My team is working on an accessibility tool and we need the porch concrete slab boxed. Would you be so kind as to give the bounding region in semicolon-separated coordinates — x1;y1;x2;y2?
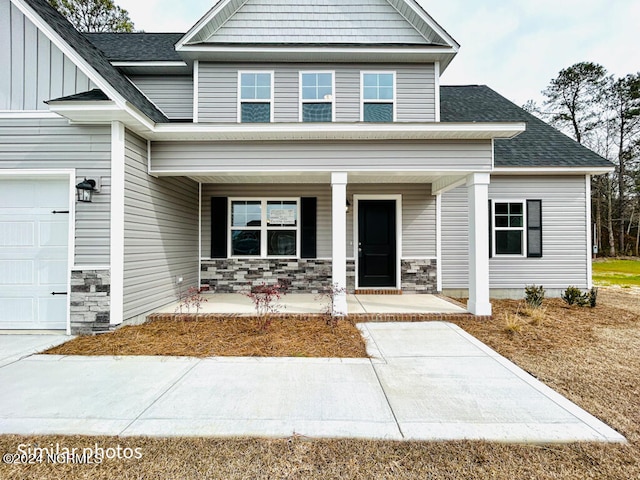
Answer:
354;294;466;314
154;293;462;316
0;334;71;368
0;355;197;436
123;357;401;439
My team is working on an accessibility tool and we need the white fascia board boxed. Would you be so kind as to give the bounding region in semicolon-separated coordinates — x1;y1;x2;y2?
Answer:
12;0;156;131
403;0;460;49
149;121;526;142
176;0;235;49
112;61;188;68
493;166;614;175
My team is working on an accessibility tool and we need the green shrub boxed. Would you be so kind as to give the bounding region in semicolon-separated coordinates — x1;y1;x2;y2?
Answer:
561;286;589;307
524;285;545;308
588;287;598;308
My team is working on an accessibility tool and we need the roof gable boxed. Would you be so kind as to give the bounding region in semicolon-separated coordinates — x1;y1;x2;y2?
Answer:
17;0;168;124
179;0;457;47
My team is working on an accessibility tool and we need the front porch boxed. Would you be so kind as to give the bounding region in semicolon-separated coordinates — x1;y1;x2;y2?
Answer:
153;292;468;317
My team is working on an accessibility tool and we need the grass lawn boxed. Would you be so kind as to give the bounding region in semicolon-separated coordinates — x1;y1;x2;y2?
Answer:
1;288;639;479
593;258;640;286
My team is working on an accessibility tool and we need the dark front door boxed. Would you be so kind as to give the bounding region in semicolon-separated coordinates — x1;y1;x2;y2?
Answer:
358;200;397;288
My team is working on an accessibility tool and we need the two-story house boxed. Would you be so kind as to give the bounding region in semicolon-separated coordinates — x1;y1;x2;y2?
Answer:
0;0;612;333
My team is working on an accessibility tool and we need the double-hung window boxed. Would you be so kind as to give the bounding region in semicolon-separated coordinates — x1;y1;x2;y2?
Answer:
238;71;273;123
300;72;334;122
361;72;395;122
230;199;299;257
491;200;543;257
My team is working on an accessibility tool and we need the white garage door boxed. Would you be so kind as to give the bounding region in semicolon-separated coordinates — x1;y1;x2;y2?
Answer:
0;177;70;330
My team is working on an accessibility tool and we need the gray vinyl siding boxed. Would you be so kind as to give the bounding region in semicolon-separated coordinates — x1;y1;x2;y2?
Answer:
123;130;199;321
201;183;435;260
0;118;111;265
129;75;193;120
198;63;435;123
152;140;491;172
441;186;469;289
204;0;429;44
441;175;590;291
0;0;94;110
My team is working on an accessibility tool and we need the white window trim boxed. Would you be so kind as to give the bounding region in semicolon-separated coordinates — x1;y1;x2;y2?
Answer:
353;194;403;290
360;71;397;122
492;199;527;257
299;70;336;122
228;197;300;259
237;70;275;123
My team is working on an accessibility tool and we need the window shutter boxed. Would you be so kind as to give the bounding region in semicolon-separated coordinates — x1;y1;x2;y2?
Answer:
300;197;317;259
488;199;493;258
211;197;228;258
527;199;542;257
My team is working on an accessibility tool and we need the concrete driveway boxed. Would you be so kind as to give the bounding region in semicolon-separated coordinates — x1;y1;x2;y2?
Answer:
0;333;71;368
0;323;625;443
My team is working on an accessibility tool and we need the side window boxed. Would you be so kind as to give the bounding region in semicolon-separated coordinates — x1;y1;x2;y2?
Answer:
238;72;273;123
491;200;543;257
494;202;525;255
361;72;395;122
300;72;334;122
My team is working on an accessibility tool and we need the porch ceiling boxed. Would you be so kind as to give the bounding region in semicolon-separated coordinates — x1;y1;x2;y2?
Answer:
186;171;468;184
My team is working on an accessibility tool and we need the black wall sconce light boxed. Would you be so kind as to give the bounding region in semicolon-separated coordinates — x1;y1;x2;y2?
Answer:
76;178;97;202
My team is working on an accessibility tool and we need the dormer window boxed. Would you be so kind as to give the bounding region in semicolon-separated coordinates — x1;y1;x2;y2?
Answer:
361;72;395;122
238;71;273;123
300;72;335;122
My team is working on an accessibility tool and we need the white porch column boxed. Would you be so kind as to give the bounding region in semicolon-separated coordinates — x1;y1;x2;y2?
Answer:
331;172;348;315
466;173;492;315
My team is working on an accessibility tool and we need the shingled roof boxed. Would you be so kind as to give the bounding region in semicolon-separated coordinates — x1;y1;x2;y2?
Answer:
85;33;184;62
441;85;612;168
22;0;168;123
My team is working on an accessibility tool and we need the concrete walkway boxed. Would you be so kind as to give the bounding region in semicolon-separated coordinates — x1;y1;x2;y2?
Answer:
0;323;625;443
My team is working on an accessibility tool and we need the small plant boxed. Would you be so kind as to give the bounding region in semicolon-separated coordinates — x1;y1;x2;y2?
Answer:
521;305;547;326
175;286;208;315
588;287;598;308
503;312;523;334
245;282;286;331
561;286;589;307
315;283;348;326
524;285;545;308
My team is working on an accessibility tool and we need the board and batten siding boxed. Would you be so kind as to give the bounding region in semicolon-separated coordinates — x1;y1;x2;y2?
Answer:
0;118;111;265
152;140;491;173
441;175;590;292
201;183;435;260
123;130;199;321
197;63;435;123
0;0;94;111
128;75;193;120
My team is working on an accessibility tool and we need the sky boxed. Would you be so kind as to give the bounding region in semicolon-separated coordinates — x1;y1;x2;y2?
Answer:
115;0;639;107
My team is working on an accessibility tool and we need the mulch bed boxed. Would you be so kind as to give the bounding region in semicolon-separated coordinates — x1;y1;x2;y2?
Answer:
45;316;368;358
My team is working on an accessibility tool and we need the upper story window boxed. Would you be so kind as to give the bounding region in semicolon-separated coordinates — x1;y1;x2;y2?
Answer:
238;71;273;123
300;72;334;122
361;72;395;122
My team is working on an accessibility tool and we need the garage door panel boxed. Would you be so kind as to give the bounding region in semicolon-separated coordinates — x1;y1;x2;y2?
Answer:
38;260;67;285
0;221;35;247
0;298;35;325
39;220;67;247
0;260;34;285
38;297;67;327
